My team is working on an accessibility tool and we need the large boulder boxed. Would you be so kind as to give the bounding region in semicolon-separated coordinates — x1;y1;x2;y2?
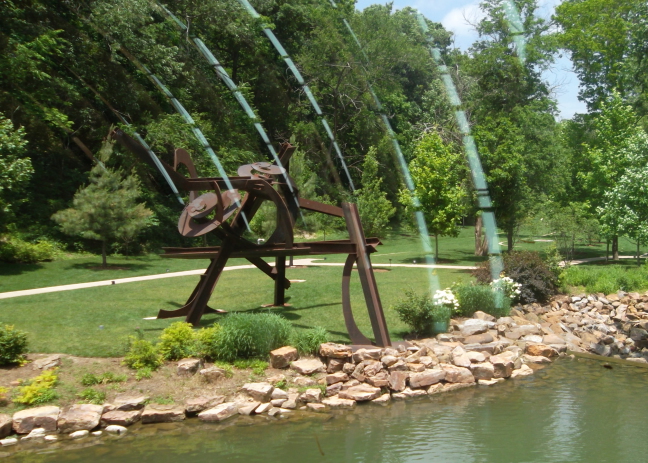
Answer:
0;414;12;439
32;355;62;371
58;404;103;433
489;354;514;379
470;362;495;380
388;371;409;392
326;372;349;385
352;348;383;363
177;358;203;377
200;367;227;383
526;344;558;358
319;343;353;359
113;394;148;411
441;365;475;384
141;404;185;424
198;403;238;422
270;346;299;369
409;369;445;388
322;397;356;409
12;406;60;434
185;395;225;415
100;410;142;427
461;319;495;337
241;383;274;402
338;384;382;401
290;358;325;375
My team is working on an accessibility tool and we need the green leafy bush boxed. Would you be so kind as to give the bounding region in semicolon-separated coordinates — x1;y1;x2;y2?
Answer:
80;371;127;386
392;289;434;335
0;386;8;405
158;322;198;360
201;313;293;362
454;284;511;318
473;251;558;303
77;388;106;405
233;359;268;375
123;338;162;371
0;323;28;365
0;235;57;263
291;327;329;355
14;369;58;405
135;367;153;381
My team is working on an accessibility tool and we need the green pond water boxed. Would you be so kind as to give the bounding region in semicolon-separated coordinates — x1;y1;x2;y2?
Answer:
4;358;648;463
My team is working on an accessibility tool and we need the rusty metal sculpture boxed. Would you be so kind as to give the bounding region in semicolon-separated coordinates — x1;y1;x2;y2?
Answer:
112;129;391;347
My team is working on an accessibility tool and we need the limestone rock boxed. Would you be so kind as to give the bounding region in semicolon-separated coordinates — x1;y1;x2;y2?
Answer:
473;311;496;322
464;333;494;345
542;334;566;345
241;383;274;402
352;348;383;363
466;352;486;363
419;356;437;368
301;388;322;403
44;434;58;442
442;365;475;384
13;406;60;434
490;354;514;378
452;346;472;368
270;346;299;369
281;394;299;410
522;354;551;364
407;363;426;372
177;358;203;377
200;367;227;383
69;430;89;439
32;355;62;371
409;369;445;388
401;388;427;398
271;389;289;400
365;371;390;388
271;399;286;407
319;343;353;359
58;404;103;433
478;379;503;386
198;403;238;422
526;344;559;358
0;414;12;439
326;383;343;396
338;384;381;401
104;425;127;435
294;376;317;386
381;355;399;367
100;410;141;427
510;364;534;378
113;394;148;411
372;393;391;404
306;403;326;412
237;402;261;416
141;404;185;424
470;362;495;380
322;397;356;409
184;395;225;414
326;359;345;373
290;358;325;375
0;437;18;446
461;319;495;337
254;403;272;414
389;370;409;392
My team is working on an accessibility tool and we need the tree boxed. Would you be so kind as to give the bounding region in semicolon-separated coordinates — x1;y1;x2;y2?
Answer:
355;147;395;237
0;115;32;230
52;159;153;267
399;131;468;259
582;92;643;259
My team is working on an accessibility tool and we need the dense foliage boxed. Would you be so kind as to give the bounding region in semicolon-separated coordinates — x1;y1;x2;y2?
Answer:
0;323;29;365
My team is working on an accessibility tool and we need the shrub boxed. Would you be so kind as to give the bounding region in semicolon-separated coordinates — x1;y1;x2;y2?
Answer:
0;235;57;263
392;289;434;335
14;369;58;405
473;251;558;303
77;388;106;405
455;284;511;318
0;387;8;405
123;338;163;371
291;327;329;355
430;304;452;324
135;367;153;381
80;371;127;386
0;323;28;365
202;312;293;362
195;325;223;359
158;322;198;360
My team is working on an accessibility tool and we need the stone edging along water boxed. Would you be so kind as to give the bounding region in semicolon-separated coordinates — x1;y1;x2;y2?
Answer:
1;291;647;452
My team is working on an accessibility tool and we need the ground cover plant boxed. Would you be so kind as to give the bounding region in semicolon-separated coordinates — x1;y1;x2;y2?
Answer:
14;369;58;405
563;263;648;294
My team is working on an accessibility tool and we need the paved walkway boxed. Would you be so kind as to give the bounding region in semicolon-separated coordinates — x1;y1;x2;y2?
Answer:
0;258;477;300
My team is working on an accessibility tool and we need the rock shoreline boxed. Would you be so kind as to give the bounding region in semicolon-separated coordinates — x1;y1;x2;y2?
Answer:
1;291;647;453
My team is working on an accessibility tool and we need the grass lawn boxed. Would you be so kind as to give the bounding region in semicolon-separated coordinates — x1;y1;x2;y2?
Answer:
0;265;473;357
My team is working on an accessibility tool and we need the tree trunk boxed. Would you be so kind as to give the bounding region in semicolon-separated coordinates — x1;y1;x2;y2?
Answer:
101;240;107;268
435;234;439;261
474;215;488;256
507;227;514;252
612;235;619;260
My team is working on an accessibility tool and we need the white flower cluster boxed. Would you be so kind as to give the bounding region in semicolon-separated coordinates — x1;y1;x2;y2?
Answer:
432;288;460;311
491;276;522;300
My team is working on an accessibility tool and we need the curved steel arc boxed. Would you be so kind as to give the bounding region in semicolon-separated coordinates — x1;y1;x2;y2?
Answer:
416;13;503;282
154;2;304;223
327;0;439;295
234;0;355;191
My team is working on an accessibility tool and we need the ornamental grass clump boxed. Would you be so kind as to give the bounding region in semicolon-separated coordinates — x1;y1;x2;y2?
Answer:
291;327;329;355
201;312;293;362
0;323;28;365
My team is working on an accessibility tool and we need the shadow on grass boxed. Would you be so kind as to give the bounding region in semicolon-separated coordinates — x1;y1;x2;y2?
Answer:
0;262;44;276
67;262;152;272
397;253;486;265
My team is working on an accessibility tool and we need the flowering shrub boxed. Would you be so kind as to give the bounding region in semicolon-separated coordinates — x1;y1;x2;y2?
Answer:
491;277;522;302
432;289;460;312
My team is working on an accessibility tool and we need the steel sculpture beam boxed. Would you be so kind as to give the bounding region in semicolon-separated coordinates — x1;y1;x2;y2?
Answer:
113;129;392;347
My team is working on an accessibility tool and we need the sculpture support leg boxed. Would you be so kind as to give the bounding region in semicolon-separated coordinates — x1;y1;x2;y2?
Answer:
342;203;391;347
342;254;373;346
273;255;286;306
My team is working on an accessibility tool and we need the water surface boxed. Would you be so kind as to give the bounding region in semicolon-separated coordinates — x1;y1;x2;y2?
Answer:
5;358;648;462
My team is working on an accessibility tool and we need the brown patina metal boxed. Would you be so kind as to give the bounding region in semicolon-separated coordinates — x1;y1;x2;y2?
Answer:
112;129;391;347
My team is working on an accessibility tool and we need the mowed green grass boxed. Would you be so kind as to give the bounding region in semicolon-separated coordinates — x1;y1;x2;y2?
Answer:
0;265;472;356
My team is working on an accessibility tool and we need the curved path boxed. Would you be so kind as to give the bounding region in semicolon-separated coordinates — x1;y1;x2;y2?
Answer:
0;258;477;300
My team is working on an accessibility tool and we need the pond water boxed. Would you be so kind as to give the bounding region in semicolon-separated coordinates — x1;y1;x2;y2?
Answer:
5;358;648;463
